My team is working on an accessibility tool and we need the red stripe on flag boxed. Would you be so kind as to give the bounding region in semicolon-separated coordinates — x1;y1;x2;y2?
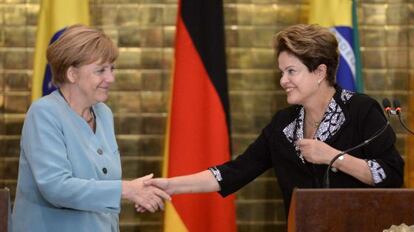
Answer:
167;11;236;232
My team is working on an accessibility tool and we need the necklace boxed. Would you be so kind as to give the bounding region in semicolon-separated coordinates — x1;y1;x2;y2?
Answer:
310;121;320;129
306;119;321;129
85;108;95;124
58;89;95;124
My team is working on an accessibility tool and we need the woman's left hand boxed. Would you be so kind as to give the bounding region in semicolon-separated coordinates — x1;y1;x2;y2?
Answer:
296;139;340;165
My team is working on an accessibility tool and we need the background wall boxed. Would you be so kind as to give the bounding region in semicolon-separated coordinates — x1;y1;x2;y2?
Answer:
0;0;413;231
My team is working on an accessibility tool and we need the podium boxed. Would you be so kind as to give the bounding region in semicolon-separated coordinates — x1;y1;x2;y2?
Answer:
0;188;10;232
288;188;414;232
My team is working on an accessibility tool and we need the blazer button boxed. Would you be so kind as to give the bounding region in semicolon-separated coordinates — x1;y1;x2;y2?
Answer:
97;148;103;155
102;168;107;174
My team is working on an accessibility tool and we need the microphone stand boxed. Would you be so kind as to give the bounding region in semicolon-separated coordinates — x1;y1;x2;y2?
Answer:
395;111;414;135
323;120;390;188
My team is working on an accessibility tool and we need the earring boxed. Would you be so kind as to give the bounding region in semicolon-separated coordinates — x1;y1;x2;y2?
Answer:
317;79;322;86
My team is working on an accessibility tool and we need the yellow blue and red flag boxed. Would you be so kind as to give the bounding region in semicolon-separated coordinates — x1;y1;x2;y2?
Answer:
163;0;236;231
309;0;363;92
32;0;89;101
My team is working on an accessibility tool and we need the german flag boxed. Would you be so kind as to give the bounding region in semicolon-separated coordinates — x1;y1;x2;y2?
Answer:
162;0;237;231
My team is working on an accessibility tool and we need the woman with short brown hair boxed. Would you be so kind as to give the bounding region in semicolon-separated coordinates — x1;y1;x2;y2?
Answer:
144;24;404;215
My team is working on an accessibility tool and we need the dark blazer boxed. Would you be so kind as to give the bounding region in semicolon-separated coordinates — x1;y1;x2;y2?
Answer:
213;86;404;213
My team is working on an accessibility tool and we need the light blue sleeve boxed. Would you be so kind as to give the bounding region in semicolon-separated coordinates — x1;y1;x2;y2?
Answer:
21;102;122;213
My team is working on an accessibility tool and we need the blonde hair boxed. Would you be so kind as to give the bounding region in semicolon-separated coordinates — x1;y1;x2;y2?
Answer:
273;24;339;86
46;24;119;86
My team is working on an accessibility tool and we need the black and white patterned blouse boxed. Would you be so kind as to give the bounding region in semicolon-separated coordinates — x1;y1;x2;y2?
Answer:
209;86;404;213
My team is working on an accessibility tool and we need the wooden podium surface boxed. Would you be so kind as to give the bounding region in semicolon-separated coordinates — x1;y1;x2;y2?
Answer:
288;188;414;232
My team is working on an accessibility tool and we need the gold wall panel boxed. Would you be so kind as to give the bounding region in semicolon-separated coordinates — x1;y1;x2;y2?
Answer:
141;48;163;69
116;48;141;69
253;27;279;47
4;94;29;113
140;5;164;26
250;48;275;69
163;4;177;26
388;70;410;91
107;92;141;113
386;26;408;46
112;70;142;91
363;69;388;91
3;26;36;47
387;48;408;69
141;27;164;47
0;136;20;156
141;70;169;91
118;26;141;47
228;4;253;25
387;3;408;25
3;49;32;69
117;5;141;25
0;0;413;231
3;5;26;25
140;91;167;113
0;73;4;91
410;49;414;69
362;48;387;68
360;26;386;46
228;70;278;91
162;26;175;47
4;71;29;91
252;5;280;25
226;27;254;47
4;114;24;135
362;4;387;25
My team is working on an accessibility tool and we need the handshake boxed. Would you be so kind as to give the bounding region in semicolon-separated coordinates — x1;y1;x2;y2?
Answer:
121;170;220;213
121;173;171;213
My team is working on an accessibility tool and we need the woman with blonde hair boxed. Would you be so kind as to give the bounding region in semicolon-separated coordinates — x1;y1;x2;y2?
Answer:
12;25;170;232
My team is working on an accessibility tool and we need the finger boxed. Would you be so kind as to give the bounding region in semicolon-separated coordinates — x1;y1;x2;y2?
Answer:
145;178;164;188
146;197;159;213
136;205;146;213
145;194;164;212
141;173;154;181
143;202;156;213
154;196;164;211
152;186;172;200
150;201;158;213
137;207;146;213
137;197;155;213
143;178;154;186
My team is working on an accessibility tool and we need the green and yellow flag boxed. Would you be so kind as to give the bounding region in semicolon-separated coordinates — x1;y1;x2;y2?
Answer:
32;0;89;101
309;0;363;92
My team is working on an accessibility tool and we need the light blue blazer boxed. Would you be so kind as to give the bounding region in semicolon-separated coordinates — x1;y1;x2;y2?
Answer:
12;90;122;232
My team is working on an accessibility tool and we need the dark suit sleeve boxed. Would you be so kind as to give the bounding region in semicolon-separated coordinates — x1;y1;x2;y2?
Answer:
211;116;276;197
354;96;404;187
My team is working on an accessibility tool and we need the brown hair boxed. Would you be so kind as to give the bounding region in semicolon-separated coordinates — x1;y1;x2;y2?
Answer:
46;24;119;86
273;24;339;86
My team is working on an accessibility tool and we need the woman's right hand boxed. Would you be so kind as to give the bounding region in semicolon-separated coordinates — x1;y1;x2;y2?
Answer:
121;174;171;213
135;170;220;212
144;178;174;195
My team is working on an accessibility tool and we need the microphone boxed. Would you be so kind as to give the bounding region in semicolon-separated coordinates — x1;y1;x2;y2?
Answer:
393;99;401;114
323;119;390;188
382;98;393;118
393;99;414;135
